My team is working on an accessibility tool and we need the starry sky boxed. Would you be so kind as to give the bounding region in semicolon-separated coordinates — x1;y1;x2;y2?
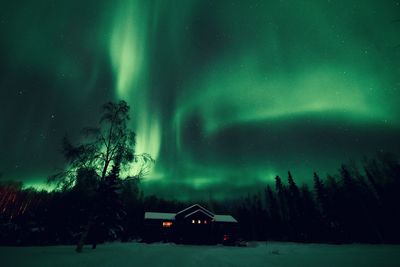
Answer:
1;0;400;199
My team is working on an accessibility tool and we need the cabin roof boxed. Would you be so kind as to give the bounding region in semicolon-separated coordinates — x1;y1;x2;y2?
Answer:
175;204;215;217
144;204;238;223
184;209;214;219
213;215;238;223
144;212;176;220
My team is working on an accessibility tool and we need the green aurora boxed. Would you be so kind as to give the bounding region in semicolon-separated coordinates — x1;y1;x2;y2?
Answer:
1;0;400;199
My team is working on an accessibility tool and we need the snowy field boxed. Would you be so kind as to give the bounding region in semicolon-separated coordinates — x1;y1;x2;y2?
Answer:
1;242;399;267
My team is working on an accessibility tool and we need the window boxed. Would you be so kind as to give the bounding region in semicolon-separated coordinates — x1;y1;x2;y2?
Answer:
204;220;207;224
197;220;201;224
162;221;173;228
192;219;195;224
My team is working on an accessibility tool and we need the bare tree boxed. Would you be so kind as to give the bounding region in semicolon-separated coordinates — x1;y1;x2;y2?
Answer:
49;100;154;252
49;101;154;187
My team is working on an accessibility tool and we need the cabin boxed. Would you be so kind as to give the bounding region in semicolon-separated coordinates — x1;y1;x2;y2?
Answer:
143;204;238;244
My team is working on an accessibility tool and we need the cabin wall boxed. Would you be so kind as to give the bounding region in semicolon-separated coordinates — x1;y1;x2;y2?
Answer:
143;219;175;242
213;222;239;244
143;219;239;244
143;206;239;244
178;214;214;244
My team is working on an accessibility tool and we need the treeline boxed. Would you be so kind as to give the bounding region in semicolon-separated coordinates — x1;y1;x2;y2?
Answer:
1;153;400;245
233;153;400;243
0;176;182;246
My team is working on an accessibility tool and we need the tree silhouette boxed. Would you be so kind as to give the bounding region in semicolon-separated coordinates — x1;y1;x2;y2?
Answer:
299;184;318;242
287;171;301;240
275;175;289;240
48;100;154;252
3;153;400;245
49;101;135;187
265;185;281;240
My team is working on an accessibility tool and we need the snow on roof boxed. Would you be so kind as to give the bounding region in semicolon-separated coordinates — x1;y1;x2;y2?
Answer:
213;215;238;223
184;209;214;219
144;212;176;220
144;205;238;223
176;204;214;217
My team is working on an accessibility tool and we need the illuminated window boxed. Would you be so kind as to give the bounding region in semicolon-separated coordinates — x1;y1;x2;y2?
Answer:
204;220;207;224
192;220;195;224
223;234;229;241
198;220;201;224
162;221;173;228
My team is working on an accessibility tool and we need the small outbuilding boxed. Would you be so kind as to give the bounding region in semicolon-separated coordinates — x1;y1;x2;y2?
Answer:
143;204;238;244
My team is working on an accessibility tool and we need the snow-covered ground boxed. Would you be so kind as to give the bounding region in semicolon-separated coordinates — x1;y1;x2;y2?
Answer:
1;242;399;267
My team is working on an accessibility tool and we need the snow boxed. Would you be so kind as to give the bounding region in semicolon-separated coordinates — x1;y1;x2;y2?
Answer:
1;242;399;267
213;215;238;223
144;212;176;220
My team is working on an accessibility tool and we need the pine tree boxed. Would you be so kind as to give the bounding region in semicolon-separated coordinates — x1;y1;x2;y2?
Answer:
299;184;318;242
265;185;281;240
286;171;301;240
93;154;125;247
275;176;289;239
288;171;300;201
313;172;328;217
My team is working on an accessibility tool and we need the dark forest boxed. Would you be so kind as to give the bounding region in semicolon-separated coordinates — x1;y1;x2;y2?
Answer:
1;144;399;246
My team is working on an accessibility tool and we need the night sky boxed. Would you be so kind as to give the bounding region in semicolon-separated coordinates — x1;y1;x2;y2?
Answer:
1;0;400;199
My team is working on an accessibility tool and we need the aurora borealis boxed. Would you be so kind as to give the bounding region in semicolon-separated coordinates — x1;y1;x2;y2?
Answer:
1;0;400;199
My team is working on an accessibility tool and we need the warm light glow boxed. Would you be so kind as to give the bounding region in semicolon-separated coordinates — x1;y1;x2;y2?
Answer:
197;220;201;224
223;234;229;241
192;220;195;224
204;220;207;224
162;221;173;228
